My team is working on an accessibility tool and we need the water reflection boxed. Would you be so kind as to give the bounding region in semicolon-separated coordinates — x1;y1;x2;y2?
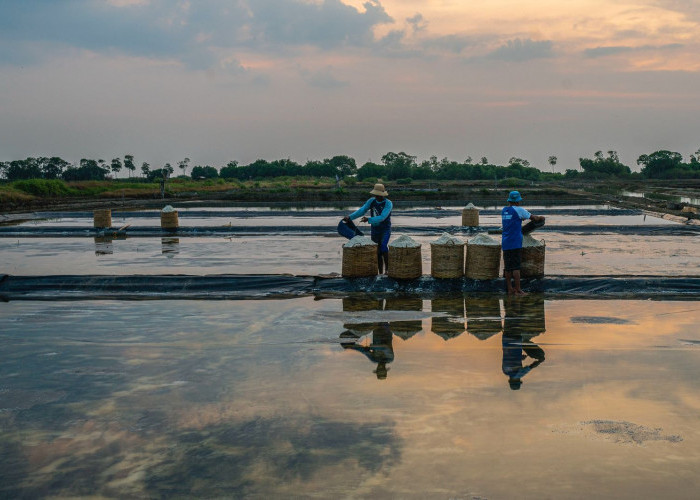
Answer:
465;296;502;340
341;323;394;379
93;236;114;255
431;296;465;340
161;237;180;256
501;296;546;390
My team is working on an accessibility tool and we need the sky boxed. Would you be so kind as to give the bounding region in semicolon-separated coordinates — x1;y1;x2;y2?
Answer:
1;0;699;173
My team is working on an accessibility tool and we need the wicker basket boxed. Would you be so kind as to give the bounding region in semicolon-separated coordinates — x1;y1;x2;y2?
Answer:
93;209;112;228
466;296;502;340
466;235;501;280
430;243;465;278
385;297;423;340
161;210;179;230
431;296;465;340
461;207;479;227
388;245;422;279
521;238;546;278
342;244;378;277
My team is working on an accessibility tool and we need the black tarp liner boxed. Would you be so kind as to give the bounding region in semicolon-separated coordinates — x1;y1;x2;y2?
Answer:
1;224;697;237
1;274;698;301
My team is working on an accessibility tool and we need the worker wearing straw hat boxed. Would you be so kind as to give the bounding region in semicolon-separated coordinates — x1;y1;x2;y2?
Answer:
344;183;393;274
501;190;545;295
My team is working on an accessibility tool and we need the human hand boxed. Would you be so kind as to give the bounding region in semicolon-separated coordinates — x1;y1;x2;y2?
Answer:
360;216;369;223
343;216;350;222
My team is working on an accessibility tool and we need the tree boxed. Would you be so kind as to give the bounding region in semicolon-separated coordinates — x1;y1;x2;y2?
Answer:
508;157;530;168
110;158;122;177
325;155;357;177
123;155;136;178
579;151;630;178
163;163;174;177
191;165;219;179
141;162;150;178
178;157;191;177
548;156;557;172
381;152;416;180
637;150;683;178
480;157;488;165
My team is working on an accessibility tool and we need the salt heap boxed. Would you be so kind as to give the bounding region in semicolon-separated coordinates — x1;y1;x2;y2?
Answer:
344;235;376;248
389;234;420;248
468;233;500;246
463;202;476;210
162;205;176;213
432;232;464;246
522;234;544;247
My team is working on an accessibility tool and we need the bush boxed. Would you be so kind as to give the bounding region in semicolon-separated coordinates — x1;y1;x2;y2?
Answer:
12;179;75;197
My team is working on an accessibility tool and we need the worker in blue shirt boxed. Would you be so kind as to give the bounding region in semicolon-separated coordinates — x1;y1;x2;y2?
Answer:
344;183;393;274
502;190;545;295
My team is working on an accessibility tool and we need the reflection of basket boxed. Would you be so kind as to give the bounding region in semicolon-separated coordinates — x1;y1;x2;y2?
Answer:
461;207;479;226
518;294;546;338
521;238;546;278
93;236;113;255
93;209;112;228
342;244;378;277
161;211;179;229
431;297;465;340
388;245;422;279
342;296;383;334
466;296;502;340
466;236;501;279
430;243;464;278
385;297;423;340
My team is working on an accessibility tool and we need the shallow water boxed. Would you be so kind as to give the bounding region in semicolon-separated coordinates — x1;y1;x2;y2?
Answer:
0;298;698;498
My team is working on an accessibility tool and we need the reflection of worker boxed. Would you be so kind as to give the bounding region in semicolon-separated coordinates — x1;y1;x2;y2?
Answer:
343;183;393;274
340;322;394;380
501;297;545;390
501;190;545;295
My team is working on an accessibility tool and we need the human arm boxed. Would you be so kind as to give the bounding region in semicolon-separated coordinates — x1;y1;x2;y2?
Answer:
344;198;373;222
366;199;393;225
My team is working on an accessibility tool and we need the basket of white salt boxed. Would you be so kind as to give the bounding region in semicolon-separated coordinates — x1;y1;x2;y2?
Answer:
461;202;479;227
160;205;179;230
93;209;112;229
430;233;465;278
520;234;546;278
466;233;501;279
388;235;422;279
342;236;378;277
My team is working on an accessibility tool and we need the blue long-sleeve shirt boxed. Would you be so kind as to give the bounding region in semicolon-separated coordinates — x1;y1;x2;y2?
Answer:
349;198;393;226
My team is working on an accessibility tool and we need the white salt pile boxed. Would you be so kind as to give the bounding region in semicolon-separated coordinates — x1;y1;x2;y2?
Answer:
432;232;464;246
389;235;421;248
344;235;377;247
523;234;545;247
468;233;500;246
162;205;176;213
463;203;477;210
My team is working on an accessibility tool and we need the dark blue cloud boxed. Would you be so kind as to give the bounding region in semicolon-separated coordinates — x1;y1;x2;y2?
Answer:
486;38;554;62
0;0;393;68
584;43;683;58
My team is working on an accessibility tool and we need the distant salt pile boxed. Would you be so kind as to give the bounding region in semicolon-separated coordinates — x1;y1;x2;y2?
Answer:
430;233;465;278
388;235;422;279
466;233;501;279
342;236;377;277
521;235;546;277
160;205;179;230
462;202;479;227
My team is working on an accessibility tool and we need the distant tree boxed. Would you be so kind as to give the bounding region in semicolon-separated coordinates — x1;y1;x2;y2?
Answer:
636;150;683;178
381;152;416;180
191;165;219;179
508;157;530;168
579;151;630;178
123;155;136;178
178;157;191;177
219;161;240;179
325;155;357;177
163;163;174;177
356;161;386;180
141;162;150;178
63;159;109;181
480;157;488;165
5;158;42;180
464;156;473;165
548;156;557;172
110;158;122;177
42;157;71;179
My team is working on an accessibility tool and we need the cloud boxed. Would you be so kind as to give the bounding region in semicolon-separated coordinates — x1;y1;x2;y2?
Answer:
584;43;684;58
0;0;394;68
406;13;428;33
422;34;478;54
299;66;348;89
485;38;554;62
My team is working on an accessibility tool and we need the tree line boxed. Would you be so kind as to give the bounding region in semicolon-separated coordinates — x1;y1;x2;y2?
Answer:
2;149;699;183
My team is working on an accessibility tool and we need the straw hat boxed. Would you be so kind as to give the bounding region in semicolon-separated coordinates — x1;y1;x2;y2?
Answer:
369;183;389;196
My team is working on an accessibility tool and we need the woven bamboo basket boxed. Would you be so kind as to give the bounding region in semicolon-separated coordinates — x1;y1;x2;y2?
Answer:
430;243;465;278
466;235;501;279
385;297;422;340
461;207;479;227
520;236;546;277
388;245;422;279
342;244;378;278
161;210;179;230
431;296;465;340
466;296;502;340
93;209;112;228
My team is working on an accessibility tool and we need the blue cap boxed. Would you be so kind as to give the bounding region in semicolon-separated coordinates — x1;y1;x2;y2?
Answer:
507;191;522;203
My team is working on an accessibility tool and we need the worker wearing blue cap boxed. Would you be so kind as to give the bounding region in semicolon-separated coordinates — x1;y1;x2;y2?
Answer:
502;191;545;294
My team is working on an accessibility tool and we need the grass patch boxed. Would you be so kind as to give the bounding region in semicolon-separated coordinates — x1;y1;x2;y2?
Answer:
12;179;76;197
